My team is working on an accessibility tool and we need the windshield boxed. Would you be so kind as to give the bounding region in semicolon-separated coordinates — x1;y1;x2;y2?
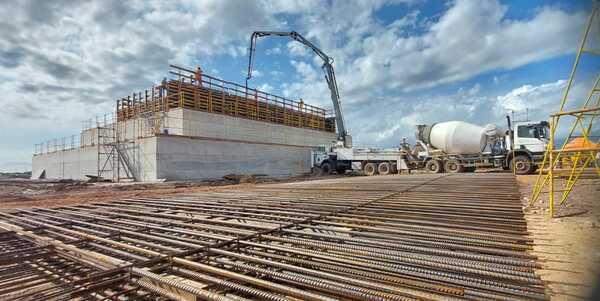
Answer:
538;125;548;139
518;125;547;139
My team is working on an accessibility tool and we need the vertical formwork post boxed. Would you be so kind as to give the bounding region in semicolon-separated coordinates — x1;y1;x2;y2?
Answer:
548;117;555;217
208;78;212;112
255;90;259;119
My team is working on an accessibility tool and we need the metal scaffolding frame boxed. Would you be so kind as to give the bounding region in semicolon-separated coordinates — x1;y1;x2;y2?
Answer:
530;2;600;217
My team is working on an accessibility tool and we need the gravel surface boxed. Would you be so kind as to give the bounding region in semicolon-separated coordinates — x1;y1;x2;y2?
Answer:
519;174;600;300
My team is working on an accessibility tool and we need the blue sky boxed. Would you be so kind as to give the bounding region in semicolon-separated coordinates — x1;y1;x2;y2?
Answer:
0;0;598;172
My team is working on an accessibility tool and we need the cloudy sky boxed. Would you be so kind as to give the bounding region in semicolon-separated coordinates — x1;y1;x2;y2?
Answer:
0;0;598;172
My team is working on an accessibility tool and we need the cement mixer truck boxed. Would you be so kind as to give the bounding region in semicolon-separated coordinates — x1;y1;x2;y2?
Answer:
410;117;549;175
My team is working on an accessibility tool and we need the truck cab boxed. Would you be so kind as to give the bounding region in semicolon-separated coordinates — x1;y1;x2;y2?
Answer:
505;120;549;174
512;121;549;153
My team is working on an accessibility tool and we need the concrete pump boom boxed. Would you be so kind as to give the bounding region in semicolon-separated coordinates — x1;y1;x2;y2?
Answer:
246;31;350;146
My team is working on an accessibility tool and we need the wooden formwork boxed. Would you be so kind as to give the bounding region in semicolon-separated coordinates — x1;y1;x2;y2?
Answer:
117;65;335;133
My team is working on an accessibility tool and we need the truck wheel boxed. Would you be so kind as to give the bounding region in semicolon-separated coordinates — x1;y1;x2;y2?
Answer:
510;155;533;175
336;167;346;175
425;160;443;173
378;162;391;175
311;167;321;176
364;163;378;176
320;162;332;176
444;160;464;173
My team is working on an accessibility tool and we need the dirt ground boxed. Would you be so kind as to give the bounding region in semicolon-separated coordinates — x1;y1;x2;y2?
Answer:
518;174;600;300
0;175;342;210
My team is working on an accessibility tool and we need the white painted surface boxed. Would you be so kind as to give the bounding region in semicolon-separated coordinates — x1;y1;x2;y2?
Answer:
430;121;487;154
32;137;158;181
32;146;98;180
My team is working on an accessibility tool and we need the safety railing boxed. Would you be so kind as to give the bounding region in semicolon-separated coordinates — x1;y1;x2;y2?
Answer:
82;113;117;131
34;113;116;156
116;65;335;133
34;135;81;156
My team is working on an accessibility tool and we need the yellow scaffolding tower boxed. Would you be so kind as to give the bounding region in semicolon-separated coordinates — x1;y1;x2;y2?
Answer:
530;2;600;217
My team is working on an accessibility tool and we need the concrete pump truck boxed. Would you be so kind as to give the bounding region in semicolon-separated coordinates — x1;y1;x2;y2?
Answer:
246;31;410;176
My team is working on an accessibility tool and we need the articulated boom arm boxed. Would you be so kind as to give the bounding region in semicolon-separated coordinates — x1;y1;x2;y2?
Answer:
246;31;349;146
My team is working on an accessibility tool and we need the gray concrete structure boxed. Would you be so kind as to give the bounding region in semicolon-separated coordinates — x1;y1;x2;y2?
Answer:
32;108;335;181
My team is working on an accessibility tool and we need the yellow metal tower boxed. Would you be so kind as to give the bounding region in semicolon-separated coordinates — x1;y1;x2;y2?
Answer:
530;2;600;217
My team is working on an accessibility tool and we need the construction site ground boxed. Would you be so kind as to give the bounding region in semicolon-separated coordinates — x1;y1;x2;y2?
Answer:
0;174;333;209
0;171;598;300
519;175;600;300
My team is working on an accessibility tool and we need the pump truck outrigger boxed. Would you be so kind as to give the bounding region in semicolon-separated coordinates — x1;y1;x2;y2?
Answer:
247;31;410;176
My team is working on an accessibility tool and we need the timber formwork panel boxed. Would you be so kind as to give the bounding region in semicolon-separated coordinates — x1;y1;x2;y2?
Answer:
0;174;547;300
116;65;335;133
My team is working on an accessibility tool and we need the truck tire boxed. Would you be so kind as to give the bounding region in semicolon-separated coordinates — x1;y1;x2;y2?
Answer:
336;167;346;175
444;159;464;173
510;155;533;175
364;163;378;176
311;167;321;176
464;166;476;172
320;162;332;176
378;162;391;175
425;160;443;173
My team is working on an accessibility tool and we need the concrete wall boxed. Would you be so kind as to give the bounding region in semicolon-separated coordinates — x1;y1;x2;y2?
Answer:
125;137;158;182
32;108;336;181
32;137;158;181
32;146;98;180
156;135;313;181
80;128;97;147
178;109;335;146
153;108;336;181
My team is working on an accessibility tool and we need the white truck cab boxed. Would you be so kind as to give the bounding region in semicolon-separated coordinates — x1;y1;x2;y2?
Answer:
512;121;549;153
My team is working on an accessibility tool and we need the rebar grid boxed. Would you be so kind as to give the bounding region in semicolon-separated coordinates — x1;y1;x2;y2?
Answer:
0;173;546;300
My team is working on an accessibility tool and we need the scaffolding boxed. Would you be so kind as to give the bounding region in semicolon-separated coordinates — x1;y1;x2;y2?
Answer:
530;2;600;217
97;113;137;182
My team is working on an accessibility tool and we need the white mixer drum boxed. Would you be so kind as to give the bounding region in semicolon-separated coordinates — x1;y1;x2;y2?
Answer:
429;121;486;154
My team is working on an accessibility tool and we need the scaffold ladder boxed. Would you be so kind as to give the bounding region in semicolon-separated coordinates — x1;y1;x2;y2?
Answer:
97;121;138;182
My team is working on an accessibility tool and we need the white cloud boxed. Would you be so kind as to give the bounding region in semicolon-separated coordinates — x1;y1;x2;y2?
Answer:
266;45;282;55
251;69;262;78
257;83;274;93
494;78;596;140
387;10;420;32
342;0;586;93
287;41;311;57
496;80;566;113
273;0;585;108
270;70;283;78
